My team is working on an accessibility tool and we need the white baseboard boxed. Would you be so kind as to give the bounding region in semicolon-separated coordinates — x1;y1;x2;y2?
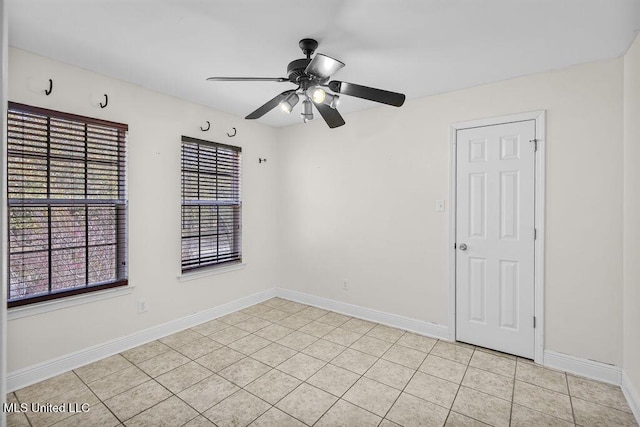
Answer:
7;288;276;392
622;370;640;423
275;288;450;341
544;350;621;385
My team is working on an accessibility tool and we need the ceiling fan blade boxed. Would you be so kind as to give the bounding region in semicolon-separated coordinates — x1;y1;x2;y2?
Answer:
315;103;346;128
327;81;405;107
207;77;289;82
245;90;296;120
305;54;345;80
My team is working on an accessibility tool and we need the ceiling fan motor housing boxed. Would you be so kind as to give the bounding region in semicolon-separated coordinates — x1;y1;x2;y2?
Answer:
287;38;319;82
287;58;312;83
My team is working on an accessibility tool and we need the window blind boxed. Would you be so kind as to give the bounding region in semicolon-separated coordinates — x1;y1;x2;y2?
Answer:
7;102;128;307
181;136;241;272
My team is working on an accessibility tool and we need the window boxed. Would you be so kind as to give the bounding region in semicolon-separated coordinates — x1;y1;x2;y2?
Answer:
7;103;128;307
181;136;241;272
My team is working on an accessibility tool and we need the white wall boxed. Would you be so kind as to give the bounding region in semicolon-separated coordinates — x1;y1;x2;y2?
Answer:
5;46;630;377
623;33;640;400
277;58;624;366
6;48;280;372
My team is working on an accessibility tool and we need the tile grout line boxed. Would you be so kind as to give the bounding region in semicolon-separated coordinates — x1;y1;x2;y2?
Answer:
72;366;124;425
240;319;399;425
307;327;395;426
283;327;363;425
129;383;181;424
566;371;577;425
377;334;437;424
10;391;34;427
150;347;226;426
242;305;336;425
444;346;474;426
126;314;266;424
177;335;274;424
311;323;408;424
440;344;520;426
510;357;519;426
566;373;637;415
192;307;331;425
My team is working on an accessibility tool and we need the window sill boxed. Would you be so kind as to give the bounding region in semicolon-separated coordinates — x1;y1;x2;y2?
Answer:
177;263;246;283
7;285;135;321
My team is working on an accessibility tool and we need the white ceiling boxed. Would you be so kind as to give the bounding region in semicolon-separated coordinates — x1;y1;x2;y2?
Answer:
8;0;640;127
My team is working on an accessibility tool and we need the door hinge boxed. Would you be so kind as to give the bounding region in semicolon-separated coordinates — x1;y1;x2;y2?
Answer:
454;243;456;249
534;228;537;240
530;139;538;152
533;316;537;328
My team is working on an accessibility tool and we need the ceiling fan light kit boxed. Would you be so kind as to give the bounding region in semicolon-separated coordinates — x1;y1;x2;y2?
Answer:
309;87;325;103
301;98;313;123
305;53;345;80
280;92;299;113
323;93;340;109
207;38;406;128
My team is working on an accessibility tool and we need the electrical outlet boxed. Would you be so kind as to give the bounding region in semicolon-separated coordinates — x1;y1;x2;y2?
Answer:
342;279;348;291
137;299;148;314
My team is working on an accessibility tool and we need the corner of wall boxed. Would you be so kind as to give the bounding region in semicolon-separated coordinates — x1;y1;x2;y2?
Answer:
622;31;640;422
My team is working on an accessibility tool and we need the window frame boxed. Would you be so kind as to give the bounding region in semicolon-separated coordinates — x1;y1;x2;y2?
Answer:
181;135;242;273
6;102;128;308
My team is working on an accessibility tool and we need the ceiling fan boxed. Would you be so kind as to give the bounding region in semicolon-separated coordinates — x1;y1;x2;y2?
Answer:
207;38;406;129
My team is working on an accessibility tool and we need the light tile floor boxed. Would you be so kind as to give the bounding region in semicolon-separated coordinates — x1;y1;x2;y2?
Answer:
6;297;638;427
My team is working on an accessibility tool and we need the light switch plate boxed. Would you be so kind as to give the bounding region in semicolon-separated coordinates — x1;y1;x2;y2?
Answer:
436;200;445;212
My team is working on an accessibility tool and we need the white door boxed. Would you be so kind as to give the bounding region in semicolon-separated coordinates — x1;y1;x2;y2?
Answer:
455;120;536;358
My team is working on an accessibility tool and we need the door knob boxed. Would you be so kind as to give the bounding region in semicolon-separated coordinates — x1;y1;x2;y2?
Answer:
459;243;467;251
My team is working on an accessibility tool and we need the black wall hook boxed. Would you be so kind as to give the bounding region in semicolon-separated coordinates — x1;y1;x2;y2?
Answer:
200;121;211;131
227;127;237;137
258;158;267;164
99;94;108;108
44;79;53;96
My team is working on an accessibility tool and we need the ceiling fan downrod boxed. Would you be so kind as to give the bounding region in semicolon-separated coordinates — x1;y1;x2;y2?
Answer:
299;38;318;59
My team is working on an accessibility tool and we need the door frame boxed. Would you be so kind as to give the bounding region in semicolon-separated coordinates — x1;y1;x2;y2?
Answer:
448;110;546;364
